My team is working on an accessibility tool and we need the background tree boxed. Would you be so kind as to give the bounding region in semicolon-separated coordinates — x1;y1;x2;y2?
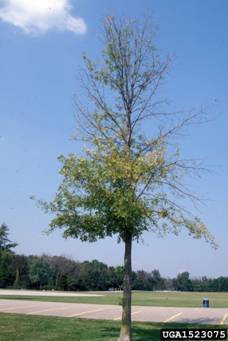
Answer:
114;266;124;289
0;223;17;252
132;270;153;291
13;255;29;288
0;223;17;288
151;269;165;290
173;272;193;291
28;256;55;290
0;251;15;287
2;250;228;292
47;255;78;290
40;16;216;341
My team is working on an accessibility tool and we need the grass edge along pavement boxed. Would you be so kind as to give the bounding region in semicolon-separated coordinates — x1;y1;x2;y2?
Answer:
0;313;227;341
1;291;228;308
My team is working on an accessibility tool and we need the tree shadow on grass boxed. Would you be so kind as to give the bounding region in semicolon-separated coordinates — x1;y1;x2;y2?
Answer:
99;324;160;341
132;326;160;341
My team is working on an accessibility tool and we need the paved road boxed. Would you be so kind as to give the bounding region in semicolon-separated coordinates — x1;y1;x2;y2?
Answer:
0;289;103;297
0;299;227;325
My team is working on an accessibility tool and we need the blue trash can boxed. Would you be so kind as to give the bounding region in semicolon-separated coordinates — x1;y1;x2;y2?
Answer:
203;298;209;308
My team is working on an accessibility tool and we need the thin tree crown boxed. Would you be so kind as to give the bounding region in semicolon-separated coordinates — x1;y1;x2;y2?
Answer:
40;16;216;248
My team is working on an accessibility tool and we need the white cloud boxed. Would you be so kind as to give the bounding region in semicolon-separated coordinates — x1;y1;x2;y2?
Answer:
0;0;87;35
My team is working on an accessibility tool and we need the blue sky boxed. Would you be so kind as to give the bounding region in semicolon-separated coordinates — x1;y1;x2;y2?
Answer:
0;0;228;278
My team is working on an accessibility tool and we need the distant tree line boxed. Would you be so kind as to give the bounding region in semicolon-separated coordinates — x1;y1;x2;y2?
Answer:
0;223;227;292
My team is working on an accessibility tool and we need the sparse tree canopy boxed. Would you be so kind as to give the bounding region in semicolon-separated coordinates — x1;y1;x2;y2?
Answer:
40;16;216;341
0;223;17;252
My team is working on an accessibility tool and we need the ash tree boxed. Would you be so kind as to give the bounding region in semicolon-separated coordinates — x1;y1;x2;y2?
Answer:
41;17;216;341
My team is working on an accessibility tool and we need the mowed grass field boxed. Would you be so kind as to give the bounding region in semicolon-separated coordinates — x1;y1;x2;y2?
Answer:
0;313;226;341
1;291;228;308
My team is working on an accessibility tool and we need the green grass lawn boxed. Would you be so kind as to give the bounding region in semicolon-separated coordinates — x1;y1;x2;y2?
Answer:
1;291;228;308
0;313;226;341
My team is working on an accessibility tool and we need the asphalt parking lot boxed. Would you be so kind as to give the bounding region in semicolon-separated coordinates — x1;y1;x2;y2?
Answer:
0;299;227;325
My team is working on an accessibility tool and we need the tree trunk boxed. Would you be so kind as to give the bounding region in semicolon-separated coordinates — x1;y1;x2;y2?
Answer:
118;233;132;341
14;267;20;286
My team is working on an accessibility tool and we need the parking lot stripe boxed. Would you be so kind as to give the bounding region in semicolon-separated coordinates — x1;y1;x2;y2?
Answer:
0;304;40;312
27;306;68;315
69;308;105;318
164;312;182;323
0;302;15;306
113;310;142;321
132;310;142;317
220;313;227;325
